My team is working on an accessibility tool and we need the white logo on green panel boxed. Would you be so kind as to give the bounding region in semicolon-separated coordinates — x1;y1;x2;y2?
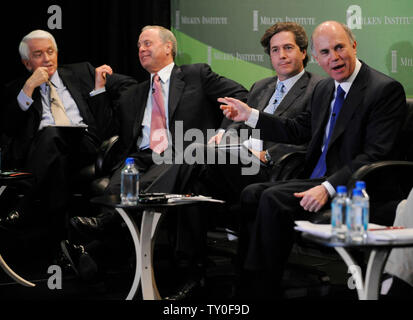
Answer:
392;50;397;73
207;46;212;66
175;10;180;30
253;10;259;31
347;5;362;30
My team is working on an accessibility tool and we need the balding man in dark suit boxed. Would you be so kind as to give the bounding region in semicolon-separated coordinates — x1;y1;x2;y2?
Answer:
220;21;407;299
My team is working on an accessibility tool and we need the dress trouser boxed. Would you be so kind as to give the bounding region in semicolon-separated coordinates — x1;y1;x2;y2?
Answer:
15;127;98;244
22;127;97;215
239;178;326;292
144;143;270;266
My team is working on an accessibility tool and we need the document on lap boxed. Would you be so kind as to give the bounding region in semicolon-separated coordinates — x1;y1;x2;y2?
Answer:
45;124;88;128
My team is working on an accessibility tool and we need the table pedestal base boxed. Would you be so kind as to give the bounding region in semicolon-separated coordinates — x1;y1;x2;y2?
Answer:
335;247;390;300
116;208;163;300
0;185;35;288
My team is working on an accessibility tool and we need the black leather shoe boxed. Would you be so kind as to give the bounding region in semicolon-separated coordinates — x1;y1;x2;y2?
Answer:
0;210;21;229
70;212;119;236
165;276;205;301
70;216;104;236
60;240;101;282
60;240;86;275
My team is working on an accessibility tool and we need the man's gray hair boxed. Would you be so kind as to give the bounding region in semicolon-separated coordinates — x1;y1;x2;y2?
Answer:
142;25;177;59
19;30;58;60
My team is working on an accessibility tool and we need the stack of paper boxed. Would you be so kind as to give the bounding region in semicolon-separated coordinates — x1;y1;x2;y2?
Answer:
294;221;385;239
367;228;413;241
294;221;332;239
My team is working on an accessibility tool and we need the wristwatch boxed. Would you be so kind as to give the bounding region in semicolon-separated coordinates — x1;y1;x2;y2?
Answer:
264;150;274;166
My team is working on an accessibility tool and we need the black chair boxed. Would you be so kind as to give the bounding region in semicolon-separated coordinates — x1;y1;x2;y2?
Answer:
213;98;413;298
71;135;119;198
267;98;413;225
277;98;413;297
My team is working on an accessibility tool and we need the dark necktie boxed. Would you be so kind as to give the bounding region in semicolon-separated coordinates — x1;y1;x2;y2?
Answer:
310;85;346;179
150;74;168;154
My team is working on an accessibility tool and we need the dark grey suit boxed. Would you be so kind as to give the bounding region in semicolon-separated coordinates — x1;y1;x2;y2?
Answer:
189;71;324;204
227;71;323;166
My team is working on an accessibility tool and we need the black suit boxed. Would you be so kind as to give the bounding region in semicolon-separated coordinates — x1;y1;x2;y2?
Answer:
229;71;322;161
240;62;407;295
87;63;247;268
104;63;248;195
146;72;322;265
1;62;135;224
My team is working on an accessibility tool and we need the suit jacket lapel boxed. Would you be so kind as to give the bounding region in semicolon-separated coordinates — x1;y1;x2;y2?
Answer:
310;80;335;153
329;64;368;147
275;72;309;116
257;78;277;111
58;67;89;120
168;65;185;122
32;88;43;118
132;81;150;141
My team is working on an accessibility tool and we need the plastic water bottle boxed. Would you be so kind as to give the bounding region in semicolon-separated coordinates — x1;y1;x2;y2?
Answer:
347;188;365;243
120;157;139;205
355;180;369;238
331;186;349;240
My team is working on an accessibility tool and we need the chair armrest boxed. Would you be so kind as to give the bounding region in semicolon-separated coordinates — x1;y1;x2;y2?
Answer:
349;160;413;185
347;160;413;202
95;135;119;177
307;161;413;226
269;151;306;182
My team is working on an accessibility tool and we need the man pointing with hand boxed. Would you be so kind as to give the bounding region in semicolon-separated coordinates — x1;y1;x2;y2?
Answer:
220;21;406;299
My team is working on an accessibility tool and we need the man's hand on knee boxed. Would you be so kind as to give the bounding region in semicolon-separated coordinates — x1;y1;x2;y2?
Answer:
294;185;329;212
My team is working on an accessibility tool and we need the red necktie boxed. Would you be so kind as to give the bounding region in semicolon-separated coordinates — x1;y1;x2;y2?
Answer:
150;74;169;154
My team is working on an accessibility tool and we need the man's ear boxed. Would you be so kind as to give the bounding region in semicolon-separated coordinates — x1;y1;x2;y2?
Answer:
165;41;172;55
22;59;32;72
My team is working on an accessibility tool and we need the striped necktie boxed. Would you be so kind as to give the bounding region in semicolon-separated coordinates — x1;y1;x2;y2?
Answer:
149;74;168;154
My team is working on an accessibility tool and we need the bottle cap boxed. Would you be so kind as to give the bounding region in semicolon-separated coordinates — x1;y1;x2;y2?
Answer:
352;188;362;197
336;186;347;194
125;157;135;165
356;181;366;189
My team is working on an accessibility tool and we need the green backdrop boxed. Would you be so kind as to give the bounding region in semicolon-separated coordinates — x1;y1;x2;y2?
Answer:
171;0;413;97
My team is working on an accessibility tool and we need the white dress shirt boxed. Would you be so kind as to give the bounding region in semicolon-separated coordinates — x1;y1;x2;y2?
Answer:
138;62;174;150
17;70;101;131
244;69;305;151
245;59;363;197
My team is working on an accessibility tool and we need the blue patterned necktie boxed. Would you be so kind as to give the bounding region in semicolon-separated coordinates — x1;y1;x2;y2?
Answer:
266;81;285;114
310;85;346;179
